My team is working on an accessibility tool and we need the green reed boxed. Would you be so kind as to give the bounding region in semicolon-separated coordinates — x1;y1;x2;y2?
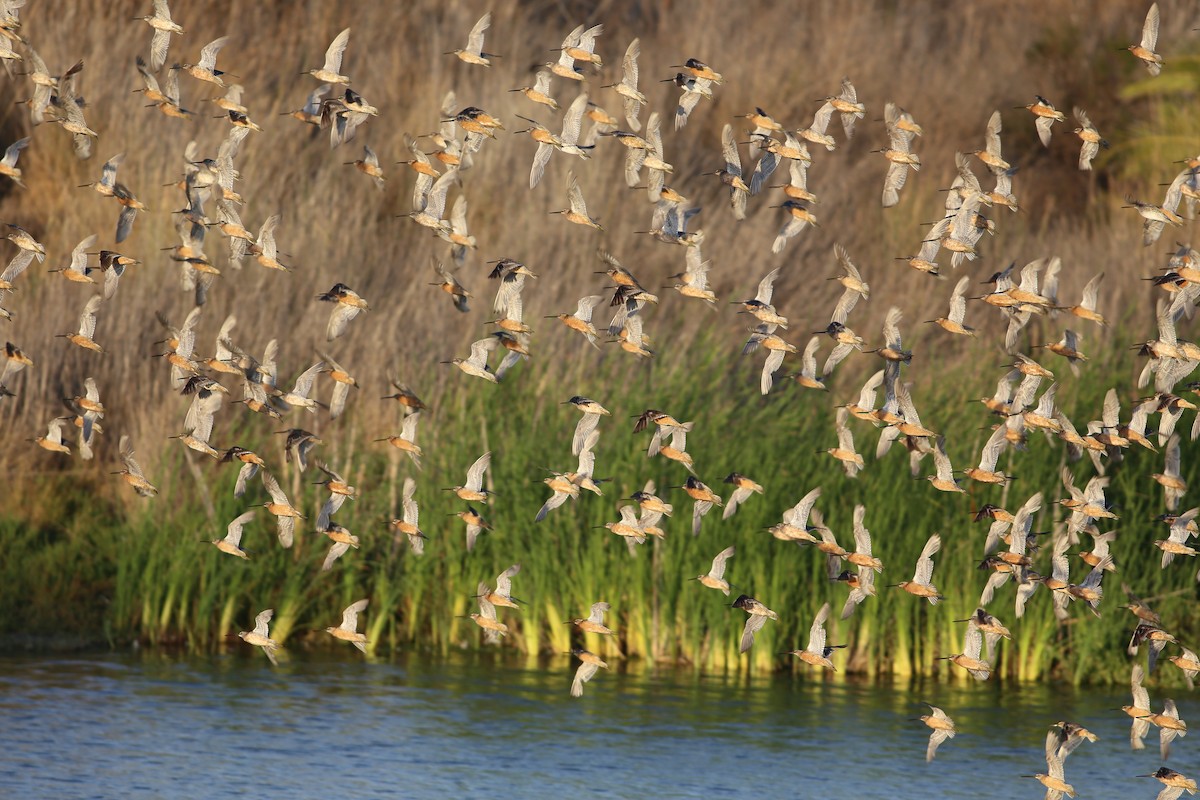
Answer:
3;323;1198;686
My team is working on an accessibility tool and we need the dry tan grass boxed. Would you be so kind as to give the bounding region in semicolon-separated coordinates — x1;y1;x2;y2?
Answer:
0;0;1195;505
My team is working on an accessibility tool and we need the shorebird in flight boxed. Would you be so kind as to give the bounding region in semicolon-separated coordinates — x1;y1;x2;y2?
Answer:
238;608;280;665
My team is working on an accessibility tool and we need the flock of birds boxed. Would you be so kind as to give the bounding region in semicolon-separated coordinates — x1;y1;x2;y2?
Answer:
1;1;1199;791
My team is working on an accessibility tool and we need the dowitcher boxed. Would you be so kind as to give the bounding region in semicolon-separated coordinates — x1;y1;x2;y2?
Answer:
135;0;184;71
567;602;614;636
1127;3;1162;76
389;477;426;555
732;594;777;653
605;38;644;130
212;510;254;559
238;608;280;665
377;408;423;469
695;545;735;595
114;435;157;496
182;35;230;87
918;704;956;762
326;599;369;653
781;602;845;671
447;13;497;66
468;582;508;643
510;69;557;111
260;471;301;548
306;27;350;84
0;136;28;187
447;451;492;503
894;533;942;603
569;648;608;697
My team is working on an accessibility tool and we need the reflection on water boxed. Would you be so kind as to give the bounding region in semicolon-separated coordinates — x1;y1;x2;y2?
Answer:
0;650;1190;799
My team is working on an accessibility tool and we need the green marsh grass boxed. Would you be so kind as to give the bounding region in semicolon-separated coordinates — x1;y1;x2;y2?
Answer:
4;325;1199;685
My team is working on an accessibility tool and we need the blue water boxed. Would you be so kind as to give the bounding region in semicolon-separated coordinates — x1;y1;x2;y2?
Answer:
0;650;1191;798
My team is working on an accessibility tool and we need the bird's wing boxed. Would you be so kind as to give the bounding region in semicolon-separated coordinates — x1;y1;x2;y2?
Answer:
572;413;599;457
321;541;349;571
809;101;835;135
674;89;704;130
529;142;553;189
1079;139;1098;170
977;425;1008;472
321;27;350;73
571;661;598;697
326;304;360;340
962;621;983;659
559;23;585;50
882;162;908;208
401;477;419;524
800;336;820;377
1080;271;1104;312
807;602;830;654
465;13;489;55
0;249;33;285
70;234;98;273
913;534;941;584
224;510;255;546
740;613;767;653
882;306;902;350
1034;116;1054;147
852;505;873;556
262;470;288;505
927;729;951;762
495;563;521;596
837;419;856;454
449;195;469;235
198;36;229;72
932;437;954;481
118;435;145;479
1;136;29;169
577;23;603;51
710;545;735;580
784;486;822;528
291;361;326;397
772;214;809;255
1131;664;1150;709
78;294;102;340
340;598;368;632
749;149;778;195
985;110;1003;157
253;608;274;637
755;268;780;305
1142;2;1159;51
465;451;491;490
536;491;568;522
256;213;279;260
830;287;859;325
620;37;641;87
1161;432;1182;479
574;294;603;322
761;349;785;395
561;92;588;145
623;146;646;187
100;153;123;186
116;206;137;244
720;123;741;175
425;169;457;219
566;171;588;215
